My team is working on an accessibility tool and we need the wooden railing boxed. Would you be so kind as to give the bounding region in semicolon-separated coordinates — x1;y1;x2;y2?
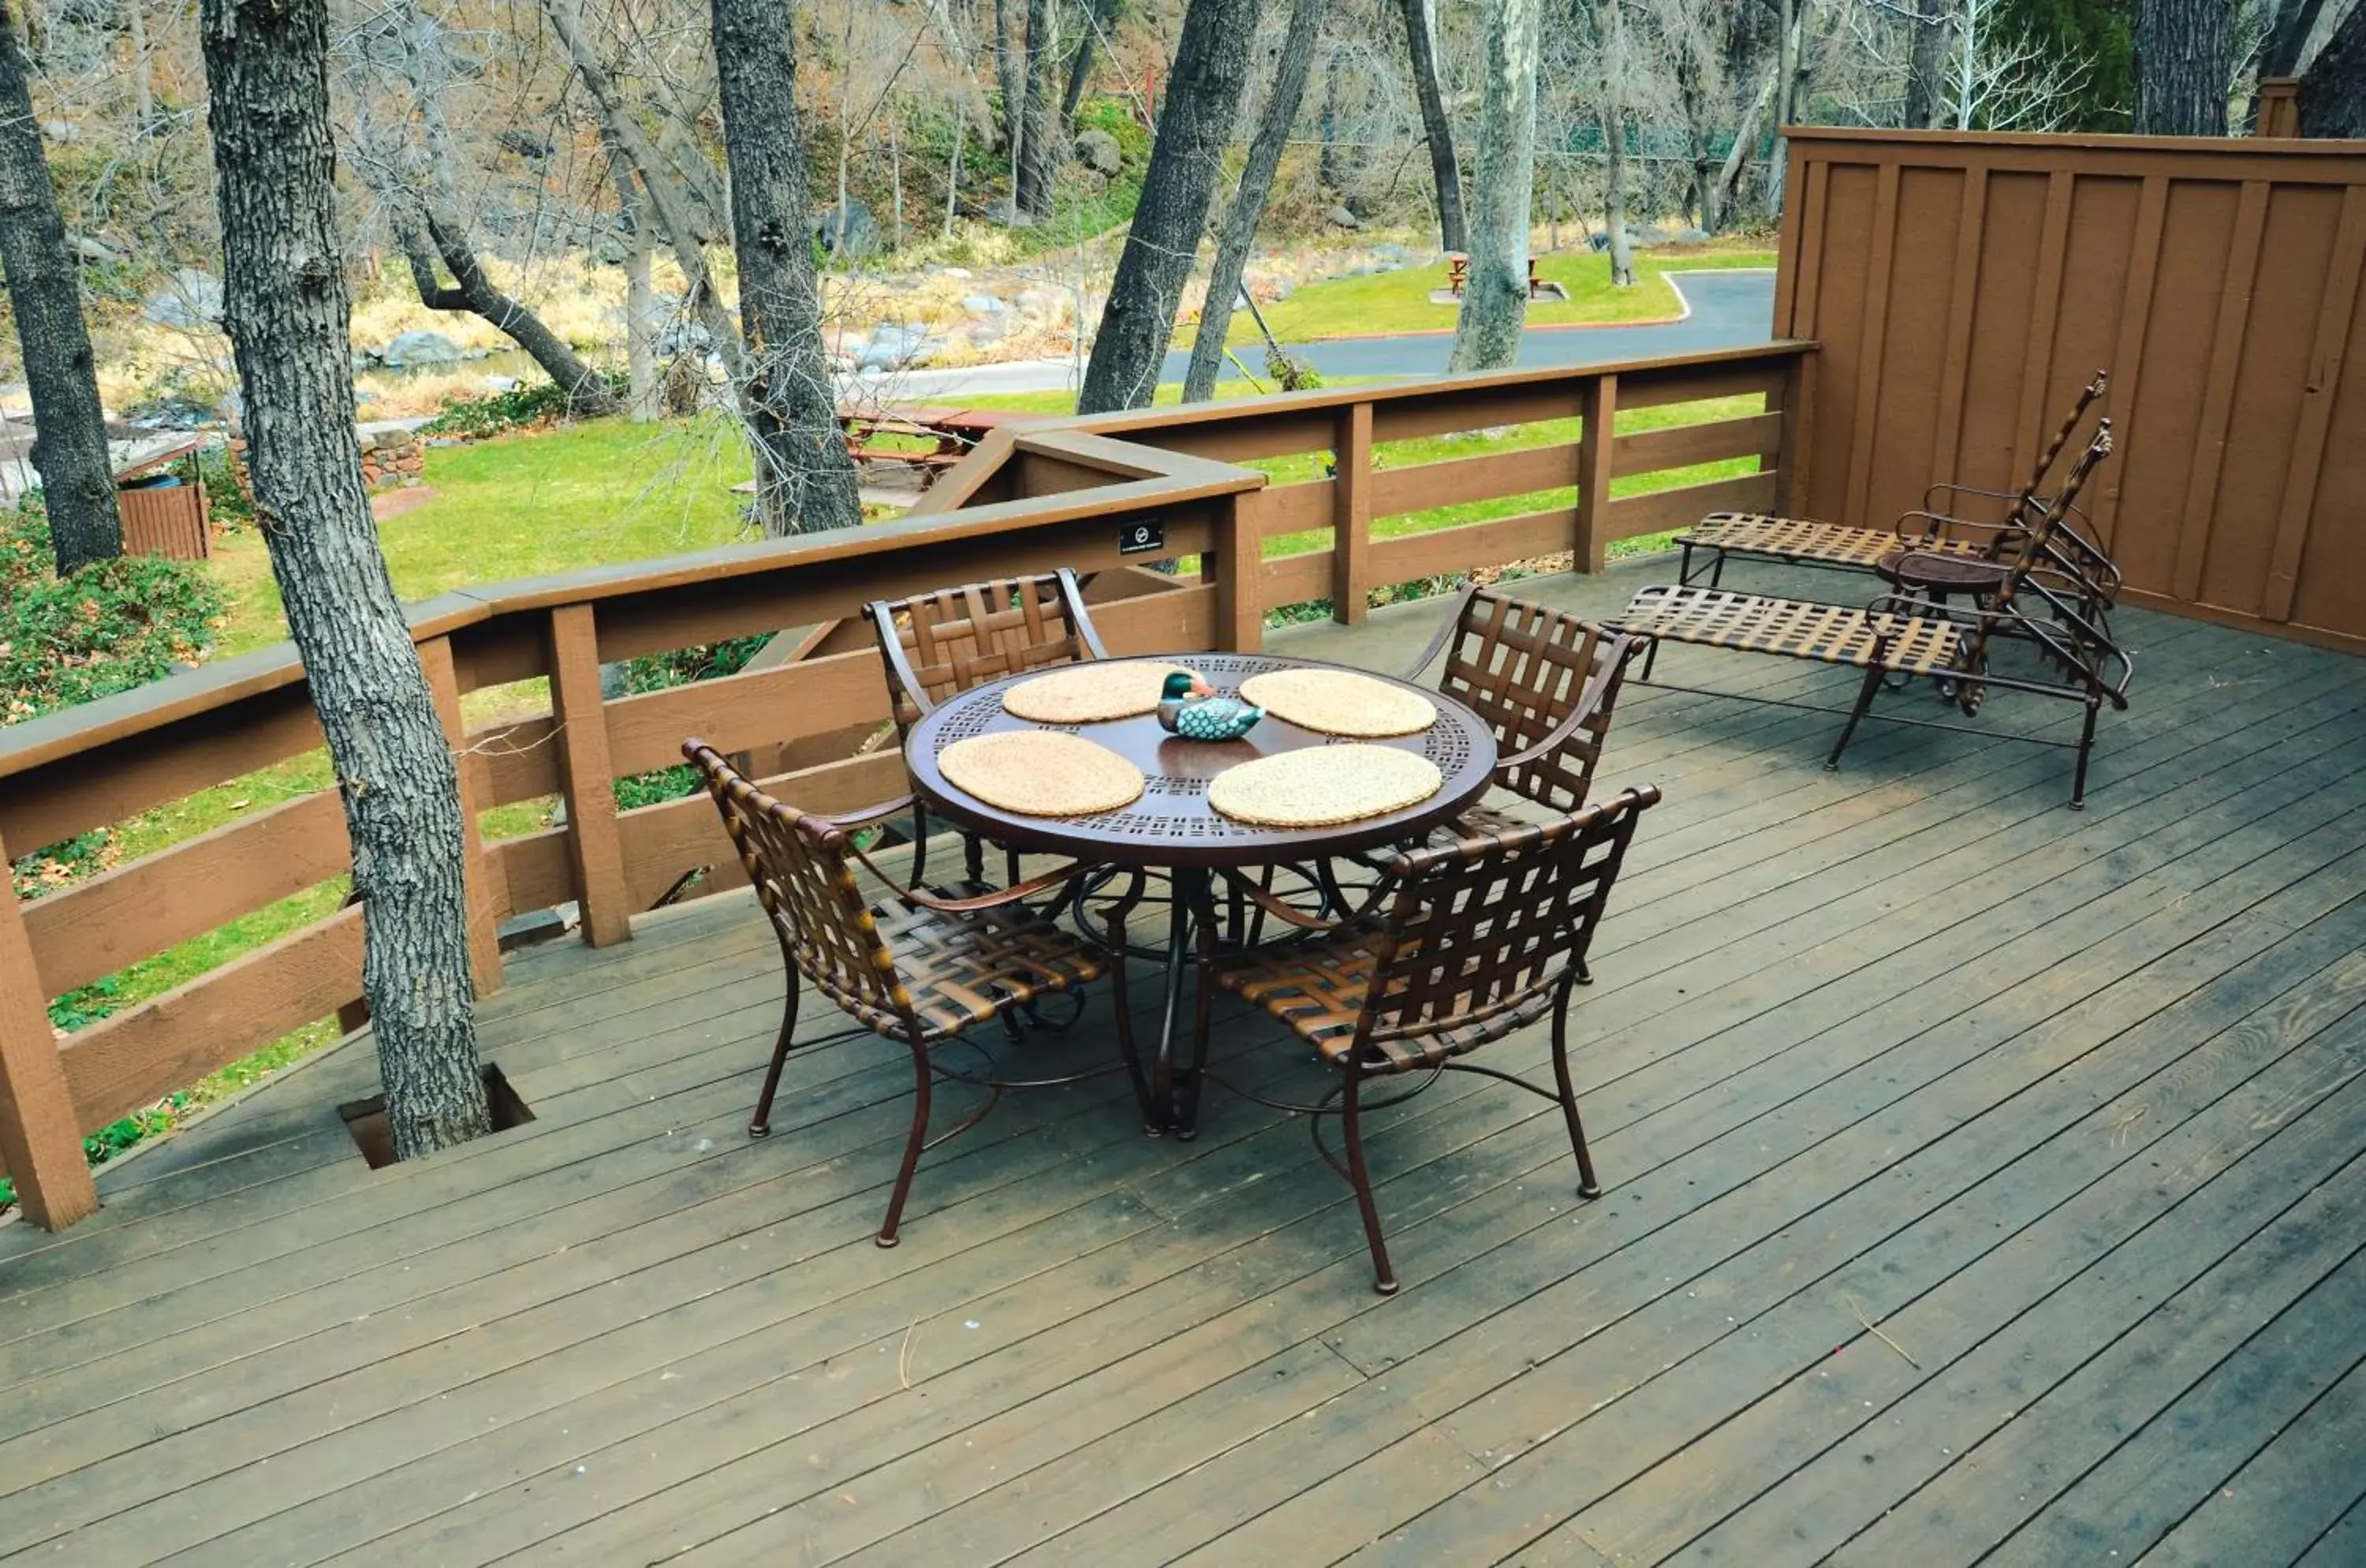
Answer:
0;339;1811;1228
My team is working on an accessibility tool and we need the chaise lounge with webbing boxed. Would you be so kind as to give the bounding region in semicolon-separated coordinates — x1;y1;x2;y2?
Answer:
1615;420;2131;807
1673;370;2111;602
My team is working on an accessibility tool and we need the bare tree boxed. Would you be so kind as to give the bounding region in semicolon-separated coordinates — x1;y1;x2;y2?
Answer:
2136;0;2234;133
1183;0;1327;403
0;0;121;575
1077;0;1258;413
710;0;864;533
1853;0;2094;130
1398;0;1468;251
1599;0;1636;289
1905;0;1954;125
1449;0;1540;371
1767;0;1809;215
199;0;491;1158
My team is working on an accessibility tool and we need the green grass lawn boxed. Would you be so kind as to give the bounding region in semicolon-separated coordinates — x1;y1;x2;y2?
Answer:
1199;245;1775;348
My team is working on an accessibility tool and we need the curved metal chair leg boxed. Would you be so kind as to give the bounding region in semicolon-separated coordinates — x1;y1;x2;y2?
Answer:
1341;1070;1397;1294
748;959;800;1137
1549;976;1602;1200
877;1043;932;1248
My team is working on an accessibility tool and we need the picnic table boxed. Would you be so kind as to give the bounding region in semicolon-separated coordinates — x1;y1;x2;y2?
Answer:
733;406;1032;498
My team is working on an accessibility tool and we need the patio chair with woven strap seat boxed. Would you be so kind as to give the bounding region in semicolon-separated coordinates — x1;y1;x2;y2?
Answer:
1211;787;1659;1294
1675;370;2110;593
685;741;1146;1248
868;568;1112;888
1618;420;2129;806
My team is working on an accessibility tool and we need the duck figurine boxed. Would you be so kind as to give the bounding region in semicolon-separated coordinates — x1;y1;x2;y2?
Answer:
1156;670;1263;741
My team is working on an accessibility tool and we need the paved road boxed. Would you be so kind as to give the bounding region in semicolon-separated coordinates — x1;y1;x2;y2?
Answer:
846;269;1777;405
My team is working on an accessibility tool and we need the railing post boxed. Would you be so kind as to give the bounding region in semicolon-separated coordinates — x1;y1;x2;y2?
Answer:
1211;494;1264;653
1775;353;1816;516
418;637;506;993
0;836;99;1229
1574;372;1618;573
1330;401;1373;625
547;605;633;947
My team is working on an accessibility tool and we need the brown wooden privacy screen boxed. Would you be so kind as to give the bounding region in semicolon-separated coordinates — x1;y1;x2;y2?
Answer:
0;342;1806;1227
1775;127;2366;654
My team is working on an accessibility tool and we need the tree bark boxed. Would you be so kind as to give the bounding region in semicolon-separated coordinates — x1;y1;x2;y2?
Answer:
1674;34;1711;227
611;157;659;422
1017;0;1055;216
1077;0;1258;413
1905;0;1954;127
0;0;120;577
709;0;864;534
2135;0;2232;135
1714;49;1777;229
199;0;491;1160
1062;0;1117;127
1599;0;1634;289
1767;0;1804;216
2299;0;2366;134
1398;0;1468;252
1183;0;1327;403
993;0;1027;207
396;214;619;417
2262;0;2331;77
1447;0;1539;372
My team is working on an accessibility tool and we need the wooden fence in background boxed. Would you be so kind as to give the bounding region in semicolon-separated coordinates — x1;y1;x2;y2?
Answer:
0;342;1805;1229
1774;127;2366;655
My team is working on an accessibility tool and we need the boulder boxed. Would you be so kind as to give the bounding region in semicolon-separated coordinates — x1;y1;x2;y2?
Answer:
1677;227;1712;245
1075;128;1123;177
812;200;881;258
379;330;465;368
142;268;223;330
1327;205;1360;230
961;293;1006;314
656;319;713;357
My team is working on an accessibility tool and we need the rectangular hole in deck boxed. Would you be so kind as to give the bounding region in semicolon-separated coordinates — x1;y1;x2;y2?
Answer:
337;1062;536;1170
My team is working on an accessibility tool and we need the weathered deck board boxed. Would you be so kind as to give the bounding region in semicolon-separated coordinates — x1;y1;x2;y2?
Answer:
0;566;2360;1568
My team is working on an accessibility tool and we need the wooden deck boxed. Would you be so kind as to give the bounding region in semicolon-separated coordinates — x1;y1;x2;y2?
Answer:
4;566;2364;1567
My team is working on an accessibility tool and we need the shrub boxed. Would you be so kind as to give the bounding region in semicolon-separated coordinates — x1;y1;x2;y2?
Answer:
611;634;774;810
1;501;225;724
420;371;629;439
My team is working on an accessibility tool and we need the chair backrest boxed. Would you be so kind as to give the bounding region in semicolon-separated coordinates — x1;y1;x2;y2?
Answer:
1356;786;1659;1058
2016;370;2109;520
867;569;1110;735
1962;420;2129;699
1992;418;2114;615
683;741;910;1028
1428;585;1644;812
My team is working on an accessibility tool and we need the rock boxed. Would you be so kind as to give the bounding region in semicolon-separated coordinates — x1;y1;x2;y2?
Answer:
483;374;521;392
1677;227;1712;245
960;293;1006;314
41;120;76;143
942;266;974;280
122;391;220;430
656;319;713;357
1327;205;1360;230
812;199;880;258
986;200;1036;229
1373;241;1410;261
380;330;465;367
142;268;223;330
860;323;939;370
1075;128;1123;177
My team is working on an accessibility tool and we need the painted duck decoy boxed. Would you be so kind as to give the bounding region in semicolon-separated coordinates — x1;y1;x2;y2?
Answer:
1156;670;1263;741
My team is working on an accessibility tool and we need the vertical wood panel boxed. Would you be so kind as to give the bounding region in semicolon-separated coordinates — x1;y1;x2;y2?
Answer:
1842;162;1902;527
2095;175;2169;550
0;840;99;1229
2172;180;2271;601
546;605;633;947
1330;402;1373;625
2263;186;2366;622
419;637;506;993
1930;166;1991;489
2010;170;2078;483
1788;157;1830;340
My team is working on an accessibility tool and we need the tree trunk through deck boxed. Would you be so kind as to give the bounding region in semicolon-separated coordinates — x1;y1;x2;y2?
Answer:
198;0;491;1159
709;0;863;535
2136;0;2233;136
397;214;618;417
0;0;120;576
1077;0;1258;413
1398;0;1468;252
1448;0;1539;372
1183;0;1327;404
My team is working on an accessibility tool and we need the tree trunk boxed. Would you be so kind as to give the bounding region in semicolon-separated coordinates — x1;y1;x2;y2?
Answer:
611;157;659;422
198;0;491;1160
1446;0;1539;372
1183;0;1326;403
1077;0;1258;413
994;0;1026;209
2299;0;2366;134
1767;0;1802;217
125;0;151;136
1905;1;1954;128
1017;0;1055;216
1599;0;1634;290
2135;0;2232;135
709;0;864;535
1674;36;1710;227
397;214;618;417
0;0;120;577
1319;43;1344;192
946;109;965;234
1062;0;1116;127
1397;0;1468;252
2262;0;2330;78
1714;50;1777;230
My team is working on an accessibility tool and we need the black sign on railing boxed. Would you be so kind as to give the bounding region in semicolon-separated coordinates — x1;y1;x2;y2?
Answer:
1118;520;1166;556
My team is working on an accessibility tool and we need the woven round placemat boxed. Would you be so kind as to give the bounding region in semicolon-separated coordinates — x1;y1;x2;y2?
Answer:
1237;669;1437;738
938;731;1146;816
1207;744;1443;827
1002;661;1195;724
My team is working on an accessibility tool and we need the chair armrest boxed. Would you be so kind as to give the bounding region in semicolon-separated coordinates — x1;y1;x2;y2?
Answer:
818;793;917;831
1894;510;2022;546
1401;580;1481;682
1492;633;1646;776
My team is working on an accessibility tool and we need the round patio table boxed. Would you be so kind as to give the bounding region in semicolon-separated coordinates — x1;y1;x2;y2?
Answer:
905;651;1498;1135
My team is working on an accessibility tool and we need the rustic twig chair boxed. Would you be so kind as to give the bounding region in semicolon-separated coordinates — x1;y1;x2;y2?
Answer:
867;568;1111;886
1618;421;2128;805
1211;787;1659;1294
685;741;1143;1248
1675;370;2110;592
